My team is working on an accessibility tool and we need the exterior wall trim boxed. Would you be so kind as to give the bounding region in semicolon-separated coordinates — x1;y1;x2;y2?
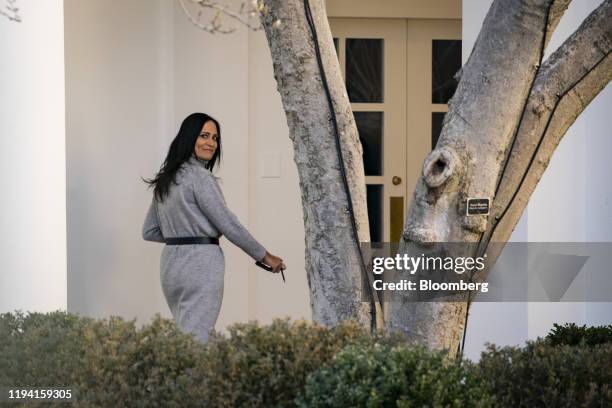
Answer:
326;0;461;19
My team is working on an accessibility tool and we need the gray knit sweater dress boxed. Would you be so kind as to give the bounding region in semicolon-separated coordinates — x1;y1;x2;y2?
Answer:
142;154;267;343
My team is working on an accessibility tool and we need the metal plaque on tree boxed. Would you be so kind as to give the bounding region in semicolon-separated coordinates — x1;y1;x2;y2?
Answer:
466;198;490;216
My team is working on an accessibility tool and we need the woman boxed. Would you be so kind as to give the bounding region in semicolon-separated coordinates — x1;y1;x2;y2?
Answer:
142;112;286;343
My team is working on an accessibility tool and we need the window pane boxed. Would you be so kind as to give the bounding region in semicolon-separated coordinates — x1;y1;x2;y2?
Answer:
354;112;383;176
367;184;383;242
346;38;383;103
333;37;339;58
431;112;445;149
432;40;461;104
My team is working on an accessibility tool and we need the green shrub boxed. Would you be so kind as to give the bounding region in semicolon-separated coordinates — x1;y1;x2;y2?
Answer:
196;318;406;407
478;341;612;407
0;311;403;407
0;310;91;390
0;310;208;407
297;343;492;408
2;311;611;408
546;322;612;347
75;314;208;407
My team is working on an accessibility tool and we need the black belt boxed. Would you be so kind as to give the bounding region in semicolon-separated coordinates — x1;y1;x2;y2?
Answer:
165;237;219;245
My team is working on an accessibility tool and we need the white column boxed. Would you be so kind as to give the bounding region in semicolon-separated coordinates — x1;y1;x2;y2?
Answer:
0;0;67;312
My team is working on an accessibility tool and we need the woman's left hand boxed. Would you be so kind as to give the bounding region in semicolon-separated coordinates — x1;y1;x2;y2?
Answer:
261;251;286;273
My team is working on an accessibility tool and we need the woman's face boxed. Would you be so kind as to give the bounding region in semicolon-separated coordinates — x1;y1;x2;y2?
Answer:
194;120;218;161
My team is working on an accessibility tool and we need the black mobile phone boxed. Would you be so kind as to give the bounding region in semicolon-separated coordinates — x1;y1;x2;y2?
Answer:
255;261;286;283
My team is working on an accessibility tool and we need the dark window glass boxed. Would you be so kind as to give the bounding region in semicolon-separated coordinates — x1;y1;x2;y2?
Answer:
367;184;383;242
346;38;383;103
432;39;461;104
333;37;339;58
431;112;445;149
354;112;383;176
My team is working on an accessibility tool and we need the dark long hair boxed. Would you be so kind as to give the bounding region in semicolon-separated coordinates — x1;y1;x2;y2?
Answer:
144;112;222;201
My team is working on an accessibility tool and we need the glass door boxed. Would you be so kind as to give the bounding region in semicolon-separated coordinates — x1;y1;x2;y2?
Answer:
329;18;461;243
330;18;407;242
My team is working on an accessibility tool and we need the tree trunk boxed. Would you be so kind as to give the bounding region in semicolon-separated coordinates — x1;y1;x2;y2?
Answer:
480;0;612;261
390;0;611;354
259;0;381;329
259;0;611;353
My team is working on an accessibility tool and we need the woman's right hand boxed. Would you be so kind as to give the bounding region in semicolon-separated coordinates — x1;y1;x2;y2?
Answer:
261;251;286;273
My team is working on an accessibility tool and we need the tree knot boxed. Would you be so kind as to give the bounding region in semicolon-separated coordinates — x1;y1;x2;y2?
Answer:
422;147;459;188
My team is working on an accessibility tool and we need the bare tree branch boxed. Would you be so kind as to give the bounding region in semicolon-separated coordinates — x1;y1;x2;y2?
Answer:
480;0;612;267
176;0;281;34
1;0;21;22
544;0;572;47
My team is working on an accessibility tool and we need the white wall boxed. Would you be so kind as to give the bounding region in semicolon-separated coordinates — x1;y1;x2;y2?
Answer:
65;0;171;322
0;0;67;313
526;0;611;340
462;0;611;360
64;0;310;329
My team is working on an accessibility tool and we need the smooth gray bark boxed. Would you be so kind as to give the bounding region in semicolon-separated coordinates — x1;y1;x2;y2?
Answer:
388;0;561;353
481;1;612;265
390;0;611;354
259;0;382;329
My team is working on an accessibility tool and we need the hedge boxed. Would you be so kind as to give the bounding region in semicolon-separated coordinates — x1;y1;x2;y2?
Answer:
297;343;492;407
197;318;405;407
545;322;612;347
478;341;612;407
0;310;208;407
0;311;403;407
1;311;610;407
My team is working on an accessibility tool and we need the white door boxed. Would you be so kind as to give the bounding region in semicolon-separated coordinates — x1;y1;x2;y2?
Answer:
330;18;407;242
330;18;461;242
